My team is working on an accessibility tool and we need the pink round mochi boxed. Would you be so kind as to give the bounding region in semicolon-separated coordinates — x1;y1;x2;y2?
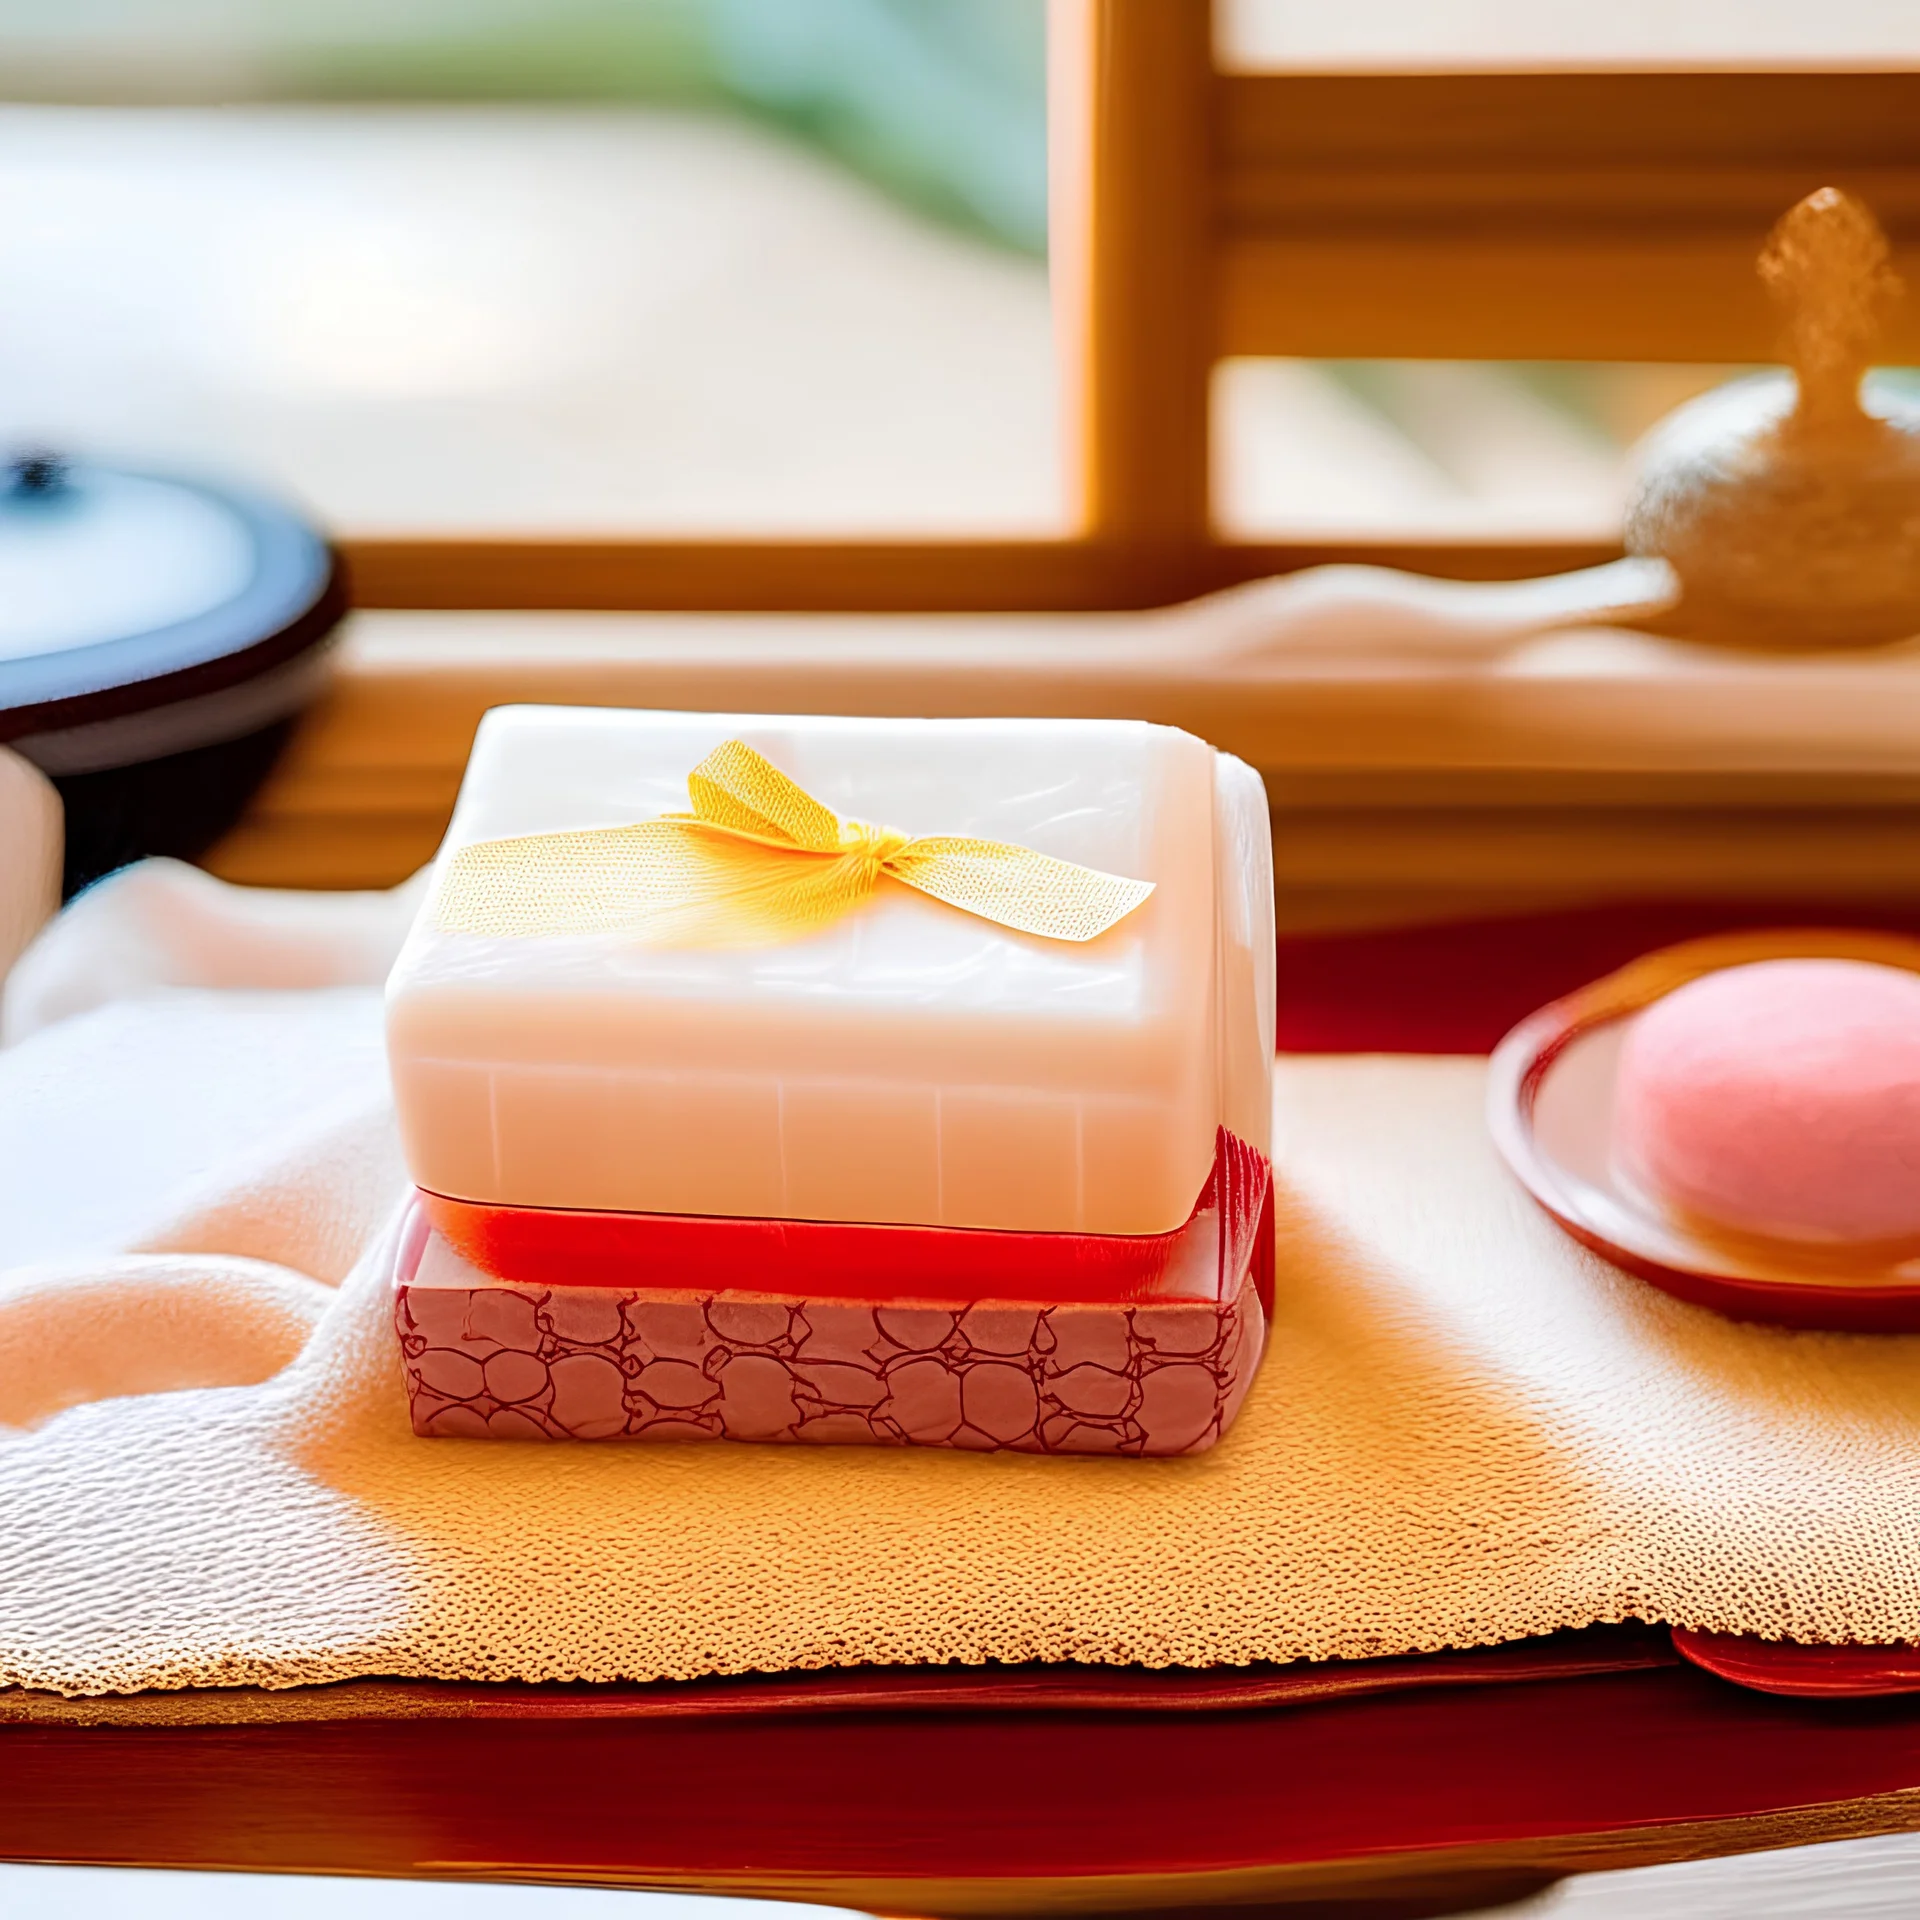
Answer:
1613;957;1920;1245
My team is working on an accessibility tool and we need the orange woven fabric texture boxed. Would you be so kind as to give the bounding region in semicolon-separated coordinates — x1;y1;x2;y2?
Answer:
8;1038;1920;1697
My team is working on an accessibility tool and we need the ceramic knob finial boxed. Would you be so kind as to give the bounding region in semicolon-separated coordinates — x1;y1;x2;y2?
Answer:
1626;188;1920;651
1762;186;1903;431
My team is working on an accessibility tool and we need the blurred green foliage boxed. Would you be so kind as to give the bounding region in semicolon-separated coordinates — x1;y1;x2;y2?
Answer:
0;0;1049;254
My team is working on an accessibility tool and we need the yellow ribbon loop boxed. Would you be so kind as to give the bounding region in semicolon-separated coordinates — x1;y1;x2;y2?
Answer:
435;739;1156;947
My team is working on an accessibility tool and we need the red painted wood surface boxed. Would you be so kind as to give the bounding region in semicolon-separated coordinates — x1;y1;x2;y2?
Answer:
1275;898;1920;1055
7;1645;1920;1897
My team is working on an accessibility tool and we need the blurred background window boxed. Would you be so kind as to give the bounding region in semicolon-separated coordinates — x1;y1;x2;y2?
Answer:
1214;0;1920;544
0;0;1913;543
1214;360;1749;542
0;0;1059;536
1220;0;1920;70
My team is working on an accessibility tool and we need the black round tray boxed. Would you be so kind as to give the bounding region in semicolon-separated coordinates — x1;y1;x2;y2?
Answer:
0;459;345;895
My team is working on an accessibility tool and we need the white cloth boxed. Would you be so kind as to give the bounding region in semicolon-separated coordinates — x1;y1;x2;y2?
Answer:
2;854;428;1047
6;858;1920;1698
0;749;60;987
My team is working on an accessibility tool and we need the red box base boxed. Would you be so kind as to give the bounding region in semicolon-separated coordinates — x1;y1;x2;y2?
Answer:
392;1167;1272;1455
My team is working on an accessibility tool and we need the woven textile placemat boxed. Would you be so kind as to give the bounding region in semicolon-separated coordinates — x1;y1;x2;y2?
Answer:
5;984;1920;1695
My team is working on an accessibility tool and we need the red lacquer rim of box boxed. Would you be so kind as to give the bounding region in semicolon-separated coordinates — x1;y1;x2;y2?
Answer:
418;1127;1273;1310
1487;927;1920;1332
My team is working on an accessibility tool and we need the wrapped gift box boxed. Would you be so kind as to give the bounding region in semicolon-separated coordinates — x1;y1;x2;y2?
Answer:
386;707;1274;1453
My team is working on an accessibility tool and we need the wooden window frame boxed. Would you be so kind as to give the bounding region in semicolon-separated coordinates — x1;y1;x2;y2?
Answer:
223;4;1920;904
333;0;1920;614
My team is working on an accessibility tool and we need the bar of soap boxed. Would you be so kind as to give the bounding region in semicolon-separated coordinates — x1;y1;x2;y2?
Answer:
387;708;1274;1238
1613;957;1920;1245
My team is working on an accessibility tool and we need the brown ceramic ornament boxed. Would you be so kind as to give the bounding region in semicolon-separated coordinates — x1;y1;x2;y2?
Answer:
1626;189;1920;651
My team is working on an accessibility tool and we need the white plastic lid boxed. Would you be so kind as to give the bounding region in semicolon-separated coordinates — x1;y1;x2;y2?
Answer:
388;707;1272;1236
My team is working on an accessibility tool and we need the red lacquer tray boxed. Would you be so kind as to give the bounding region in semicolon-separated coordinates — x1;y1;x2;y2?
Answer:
15;1623;1920;1906
1487;927;1920;1331
1674;1626;1920;1697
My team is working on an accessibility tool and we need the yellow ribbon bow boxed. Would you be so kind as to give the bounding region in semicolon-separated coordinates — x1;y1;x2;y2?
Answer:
434;738;1156;947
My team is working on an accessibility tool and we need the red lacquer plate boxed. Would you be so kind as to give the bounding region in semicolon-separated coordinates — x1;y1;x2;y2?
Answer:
1487;927;1920;1331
